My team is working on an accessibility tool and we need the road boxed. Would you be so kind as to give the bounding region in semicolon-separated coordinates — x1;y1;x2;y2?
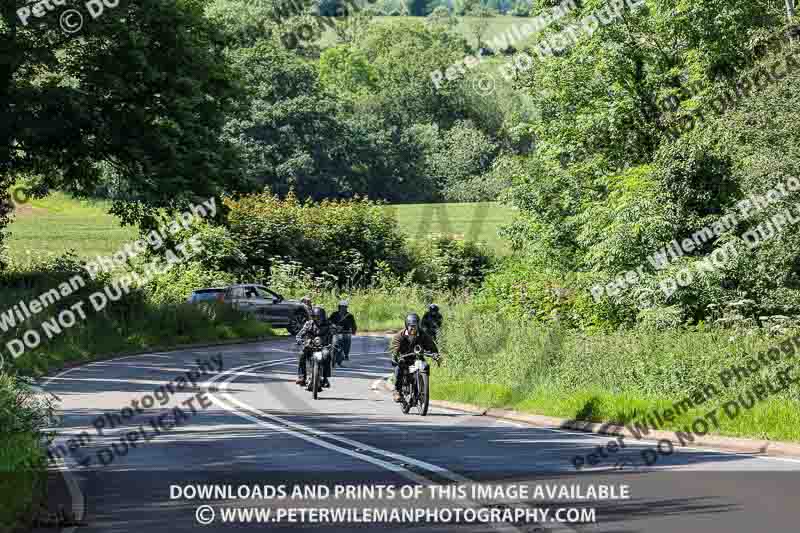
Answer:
40;336;800;533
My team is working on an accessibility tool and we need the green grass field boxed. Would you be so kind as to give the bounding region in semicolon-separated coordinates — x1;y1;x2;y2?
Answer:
6;192;137;266
384;202;514;254
4;194;514;262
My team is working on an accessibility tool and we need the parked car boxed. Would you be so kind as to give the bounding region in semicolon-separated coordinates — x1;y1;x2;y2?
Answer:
222;284;309;335
187;287;227;304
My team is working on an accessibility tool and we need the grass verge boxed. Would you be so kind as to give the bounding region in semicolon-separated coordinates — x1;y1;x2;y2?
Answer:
431;378;800;443
432;307;800;444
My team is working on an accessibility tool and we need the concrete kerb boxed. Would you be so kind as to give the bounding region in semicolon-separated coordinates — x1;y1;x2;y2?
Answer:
367;331;800;459
423;399;800;460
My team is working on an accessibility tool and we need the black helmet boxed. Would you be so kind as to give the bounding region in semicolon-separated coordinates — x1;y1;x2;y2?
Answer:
405;313;420;329
429;304;439;312
311;306;326;323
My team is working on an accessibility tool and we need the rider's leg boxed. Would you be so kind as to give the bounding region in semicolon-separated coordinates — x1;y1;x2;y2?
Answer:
334;335;345;365
296;349;307;384
323;353;332;386
393;362;405;401
343;334;351;360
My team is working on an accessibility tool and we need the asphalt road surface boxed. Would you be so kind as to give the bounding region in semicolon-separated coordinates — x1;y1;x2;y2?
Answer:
40;336;800;533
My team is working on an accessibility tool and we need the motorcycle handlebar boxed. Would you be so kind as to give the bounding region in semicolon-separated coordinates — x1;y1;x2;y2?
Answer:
397;351;439;360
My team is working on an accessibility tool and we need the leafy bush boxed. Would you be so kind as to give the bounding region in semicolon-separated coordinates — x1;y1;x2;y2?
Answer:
170;223;248;274
0;374;55;531
144;262;237;306
267;257;338;300
410;236;495;292
0;253;271;376
224;192;411;287
510;2;530;16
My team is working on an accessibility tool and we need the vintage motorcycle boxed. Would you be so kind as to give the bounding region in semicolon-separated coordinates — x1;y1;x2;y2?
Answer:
304;336;332;400
395;345;440;416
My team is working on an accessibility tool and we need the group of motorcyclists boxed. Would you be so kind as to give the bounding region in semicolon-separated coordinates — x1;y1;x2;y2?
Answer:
294;299;443;398
295;299;357;391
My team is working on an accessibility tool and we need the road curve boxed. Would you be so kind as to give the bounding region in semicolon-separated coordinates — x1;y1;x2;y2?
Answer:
39;336;800;533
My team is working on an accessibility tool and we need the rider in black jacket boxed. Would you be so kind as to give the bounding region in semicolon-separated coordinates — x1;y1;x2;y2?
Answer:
329;300;357;364
421;303;443;340
389;313;438;402
295;306;333;389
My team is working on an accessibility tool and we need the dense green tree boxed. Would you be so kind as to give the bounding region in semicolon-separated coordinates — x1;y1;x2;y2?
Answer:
332;4;376;44
319;46;380;98
454;0;479;15
427;120;499;195
2;0;247;238
505;0;787;266
224;42;358;199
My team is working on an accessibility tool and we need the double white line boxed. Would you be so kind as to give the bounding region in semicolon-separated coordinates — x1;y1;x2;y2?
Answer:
206;356;577;532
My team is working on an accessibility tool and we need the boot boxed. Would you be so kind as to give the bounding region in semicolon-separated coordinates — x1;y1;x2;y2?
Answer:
322;378;330;388
296;376;306;386
393;391;402;403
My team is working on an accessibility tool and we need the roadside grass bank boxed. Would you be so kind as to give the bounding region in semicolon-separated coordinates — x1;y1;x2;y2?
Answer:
0;258;272;532
1;254;273;377
431;309;800;443
0;433;46;532
3;286;273;377
0;374;56;532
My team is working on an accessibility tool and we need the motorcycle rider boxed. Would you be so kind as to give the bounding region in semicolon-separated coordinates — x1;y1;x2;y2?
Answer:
300;295;313;317
389;313;438;403
329;300;357;365
421;303;443;340
295;306;333;389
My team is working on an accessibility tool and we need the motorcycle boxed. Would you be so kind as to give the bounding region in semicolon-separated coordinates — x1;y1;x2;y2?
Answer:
331;324;351;368
303;336;332;400
394;345;440;416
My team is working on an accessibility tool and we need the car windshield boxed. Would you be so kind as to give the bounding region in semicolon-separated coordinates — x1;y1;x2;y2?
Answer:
255;287;274;299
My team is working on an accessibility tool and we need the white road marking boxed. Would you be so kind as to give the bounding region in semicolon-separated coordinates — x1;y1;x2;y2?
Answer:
208;357;578;532
41;353;167;533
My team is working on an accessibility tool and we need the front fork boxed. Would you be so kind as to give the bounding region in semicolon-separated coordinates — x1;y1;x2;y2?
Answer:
401;359;429;405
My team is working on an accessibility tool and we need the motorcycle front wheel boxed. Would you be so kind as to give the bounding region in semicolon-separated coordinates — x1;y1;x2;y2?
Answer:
416;372;429;416
312;360;321;400
401;376;412;414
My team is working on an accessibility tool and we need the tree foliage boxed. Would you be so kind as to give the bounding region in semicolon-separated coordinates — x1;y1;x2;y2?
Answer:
2;0;248;233
496;0;800;327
